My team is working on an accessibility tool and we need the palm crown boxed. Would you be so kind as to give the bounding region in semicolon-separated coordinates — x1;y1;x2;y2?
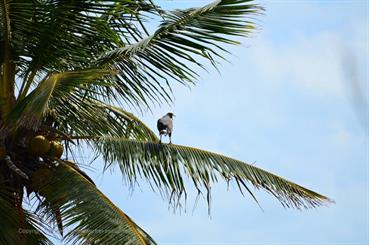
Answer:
0;0;332;244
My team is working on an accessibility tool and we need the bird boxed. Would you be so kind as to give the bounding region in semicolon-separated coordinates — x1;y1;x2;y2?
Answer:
157;112;175;144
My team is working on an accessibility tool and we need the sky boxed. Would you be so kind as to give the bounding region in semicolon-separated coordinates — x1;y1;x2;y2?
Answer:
57;0;368;244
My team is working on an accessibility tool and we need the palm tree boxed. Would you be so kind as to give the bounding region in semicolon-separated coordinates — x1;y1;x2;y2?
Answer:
0;0;333;244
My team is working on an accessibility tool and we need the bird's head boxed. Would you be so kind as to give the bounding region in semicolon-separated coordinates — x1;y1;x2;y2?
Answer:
166;112;175;118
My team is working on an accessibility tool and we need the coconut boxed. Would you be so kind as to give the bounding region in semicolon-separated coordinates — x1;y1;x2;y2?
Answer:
0;147;6;160
48;141;64;158
31;166;55;197
29;135;50;155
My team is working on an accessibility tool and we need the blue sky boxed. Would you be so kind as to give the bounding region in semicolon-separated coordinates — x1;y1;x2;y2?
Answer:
60;1;368;244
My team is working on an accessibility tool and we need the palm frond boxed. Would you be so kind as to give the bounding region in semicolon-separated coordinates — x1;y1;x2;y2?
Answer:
46;97;158;144
5;1;157;79
36;161;156;244
22;216;53;245
0;189;52;245
97;103;158;141
95;0;263;107
6;69;112;130
91;138;333;209
0;191;20;244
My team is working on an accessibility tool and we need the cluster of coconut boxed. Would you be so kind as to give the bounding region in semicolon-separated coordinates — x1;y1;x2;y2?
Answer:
28;135;64;158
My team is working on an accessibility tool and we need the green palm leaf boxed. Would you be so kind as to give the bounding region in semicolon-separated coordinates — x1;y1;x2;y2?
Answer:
21;217;53;245
98;103;158;141
0;191;20;244
36;161;156;244
0;190;52;245
89;138;332;209
6;1;156;74
46;98;158;144
5;69;112;131
95;0;263;107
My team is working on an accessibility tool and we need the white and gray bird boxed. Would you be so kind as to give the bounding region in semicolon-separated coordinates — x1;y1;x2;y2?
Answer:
157;112;174;144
